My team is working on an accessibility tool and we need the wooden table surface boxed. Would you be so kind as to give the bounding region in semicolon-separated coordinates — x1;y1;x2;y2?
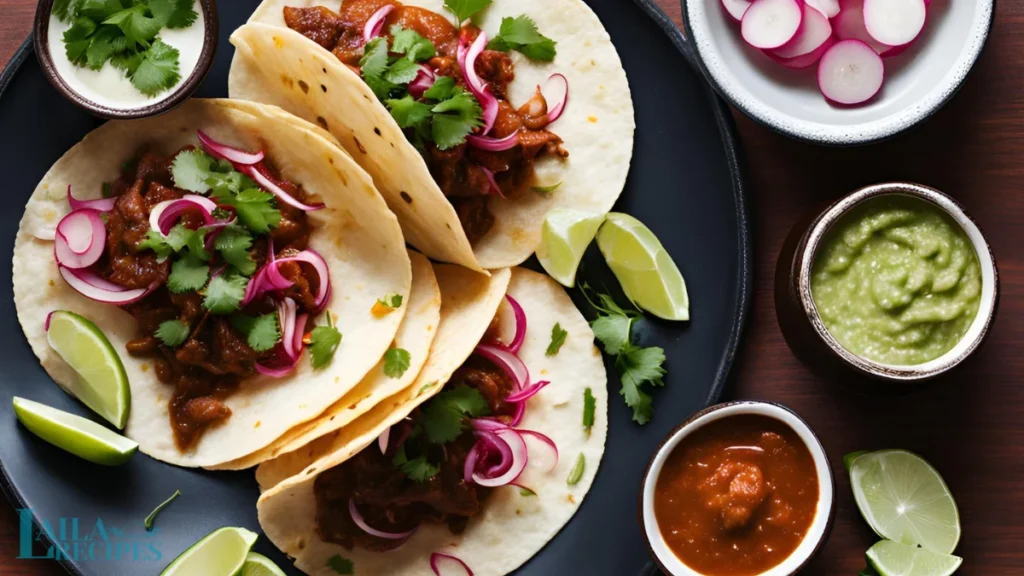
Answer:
1;1;1022;574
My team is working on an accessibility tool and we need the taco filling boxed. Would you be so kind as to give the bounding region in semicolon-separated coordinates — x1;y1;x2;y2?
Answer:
53;134;337;450
282;0;569;244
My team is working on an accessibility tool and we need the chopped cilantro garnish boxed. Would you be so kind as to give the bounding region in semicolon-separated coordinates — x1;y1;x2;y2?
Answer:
566;453;585;486
154;319;189;347
581;284;667;425
387;95;433;134
546;322;567;356
137;229;173;260
443;0;492;24
487;16;557;62
326;554;355;575
384;57;422;85
430;89;484;150
392;445;440;483
583;387;595;433
230;313;280;352
167;255;209;293
213;226;256;276
360;37;394;100
420;384;490;444
378;294;404;309
170;149;213;193
383;348;411;378
519;486;537;497
390;26;435;62
171;149;281;235
309;313;342;369
224;189;282;234
531;181;562;196
202;273;248;314
143;489;180;531
54;0;197;97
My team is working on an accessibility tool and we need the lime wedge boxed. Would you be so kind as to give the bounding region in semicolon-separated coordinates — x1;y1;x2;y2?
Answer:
160;527;259;576
595;213;689;321
866;540;963;576
850;450;961;554
845;449;871;472
46;310;130;429
536;209;605;288
12;397;137;466
242;552;287;576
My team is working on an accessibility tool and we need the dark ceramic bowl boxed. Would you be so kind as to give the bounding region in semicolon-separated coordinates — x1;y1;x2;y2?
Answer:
776;182;999;386
640;401;836;576
33;0;218;119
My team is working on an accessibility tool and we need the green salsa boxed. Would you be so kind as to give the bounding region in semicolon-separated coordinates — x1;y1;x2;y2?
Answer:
811;196;982;366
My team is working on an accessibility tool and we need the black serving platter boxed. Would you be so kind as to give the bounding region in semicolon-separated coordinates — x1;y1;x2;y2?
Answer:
0;1;750;574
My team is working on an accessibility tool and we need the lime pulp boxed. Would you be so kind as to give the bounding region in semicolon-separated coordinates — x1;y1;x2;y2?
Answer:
12;397;137;466
160;527;259;576
596;213;689;321
536;209;605;288
46;310;130;429
866;540;963;576
850;450;961;554
241;552;287;576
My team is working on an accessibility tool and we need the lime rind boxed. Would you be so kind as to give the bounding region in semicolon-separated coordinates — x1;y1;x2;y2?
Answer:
596;213;689;321
866;540;962;576
242;552;287;576
160;527;259;576
537;209;605;288
12;397;137;466
851;450;961;555
46;311;130;429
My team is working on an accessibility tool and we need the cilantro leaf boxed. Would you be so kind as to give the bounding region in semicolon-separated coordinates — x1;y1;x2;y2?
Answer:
213;226;256;276
566;453;585;485
162;224;209;261
360;37;394;99
423;75;456;100
137;229;173;260
54;0;83;21
309;323;342;369
104;5;161;45
421;384;490;444
390;26;435;62
78;0;125;23
109;49;143;76
149;0;198;29
384;57;423;85
85;25;127;70
386;96;433;133
326;554;354;575
443;0;492;24
487;16;557;62
590;315;632;356
431;89;483;150
129;39;181;97
383;348;411;378
230;313;280;352
377;294;404;309
546;322;567;356
167;255;209;293
583;387;595;432
220;188;281;234
170;149;214;193
202;273;248;314
392;445;439;483
63;16;97;64
154;319;189;347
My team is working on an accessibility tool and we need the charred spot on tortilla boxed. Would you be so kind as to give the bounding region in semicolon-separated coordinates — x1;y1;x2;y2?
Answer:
280;74;293;89
299;80;310;94
374;127;381;136
316;116;328;130
354;137;367;154
321;84;327;93
400;191;413;204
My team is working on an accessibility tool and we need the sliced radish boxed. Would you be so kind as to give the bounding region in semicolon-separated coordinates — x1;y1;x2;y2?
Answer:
833;1;892;54
770;3;832;59
721;0;753;21
862;0;926;47
741;0;803;50
806;0;840;18
818;39;885;105
767;37;835;69
882;43;910;58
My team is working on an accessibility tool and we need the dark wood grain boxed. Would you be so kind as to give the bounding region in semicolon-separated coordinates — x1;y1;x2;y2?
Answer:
2;1;1022;574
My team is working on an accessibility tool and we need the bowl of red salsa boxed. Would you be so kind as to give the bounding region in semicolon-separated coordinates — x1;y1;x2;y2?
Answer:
640;401;834;576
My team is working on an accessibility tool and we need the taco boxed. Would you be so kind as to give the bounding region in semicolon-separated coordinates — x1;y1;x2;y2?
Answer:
256;266;608;575
13;99;412;468
228;0;635;271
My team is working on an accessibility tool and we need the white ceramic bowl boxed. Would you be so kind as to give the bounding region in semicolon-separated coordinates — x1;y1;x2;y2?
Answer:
682;0;994;145
641;401;835;575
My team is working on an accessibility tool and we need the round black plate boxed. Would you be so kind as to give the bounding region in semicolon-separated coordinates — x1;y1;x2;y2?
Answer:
0;1;750;574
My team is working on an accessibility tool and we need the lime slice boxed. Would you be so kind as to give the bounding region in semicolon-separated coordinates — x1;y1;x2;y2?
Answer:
536;209;605;288
850;450;961;554
160;527;259;576
596;213;690;321
866;540;963;576
12;397;137;466
46;311;130;429
241;552;287;576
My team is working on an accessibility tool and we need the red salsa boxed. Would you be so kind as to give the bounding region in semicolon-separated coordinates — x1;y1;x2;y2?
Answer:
654;414;819;576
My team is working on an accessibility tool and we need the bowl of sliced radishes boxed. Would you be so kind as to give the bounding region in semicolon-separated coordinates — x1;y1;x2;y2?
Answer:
683;0;993;144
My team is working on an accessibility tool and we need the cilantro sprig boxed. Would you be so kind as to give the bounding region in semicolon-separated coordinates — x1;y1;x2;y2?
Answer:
581;285;667;425
155;319;189;347
383;348;411;378
392;445;439;483
443;0;492;25
309;313;342;369
230;313;280;352
55;0;197;96
421;384;490;445
487;16;557;62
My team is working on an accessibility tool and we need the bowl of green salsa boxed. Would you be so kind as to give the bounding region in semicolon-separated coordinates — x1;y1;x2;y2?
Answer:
776;183;999;383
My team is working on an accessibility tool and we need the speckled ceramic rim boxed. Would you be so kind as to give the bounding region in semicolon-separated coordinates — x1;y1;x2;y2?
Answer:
640;401;836;576
799;183;999;381
681;0;995;145
32;0;218;120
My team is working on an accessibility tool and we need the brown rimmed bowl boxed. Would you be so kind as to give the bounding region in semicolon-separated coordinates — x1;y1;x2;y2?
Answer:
640;401;836;576
775;182;999;387
33;0;218;120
